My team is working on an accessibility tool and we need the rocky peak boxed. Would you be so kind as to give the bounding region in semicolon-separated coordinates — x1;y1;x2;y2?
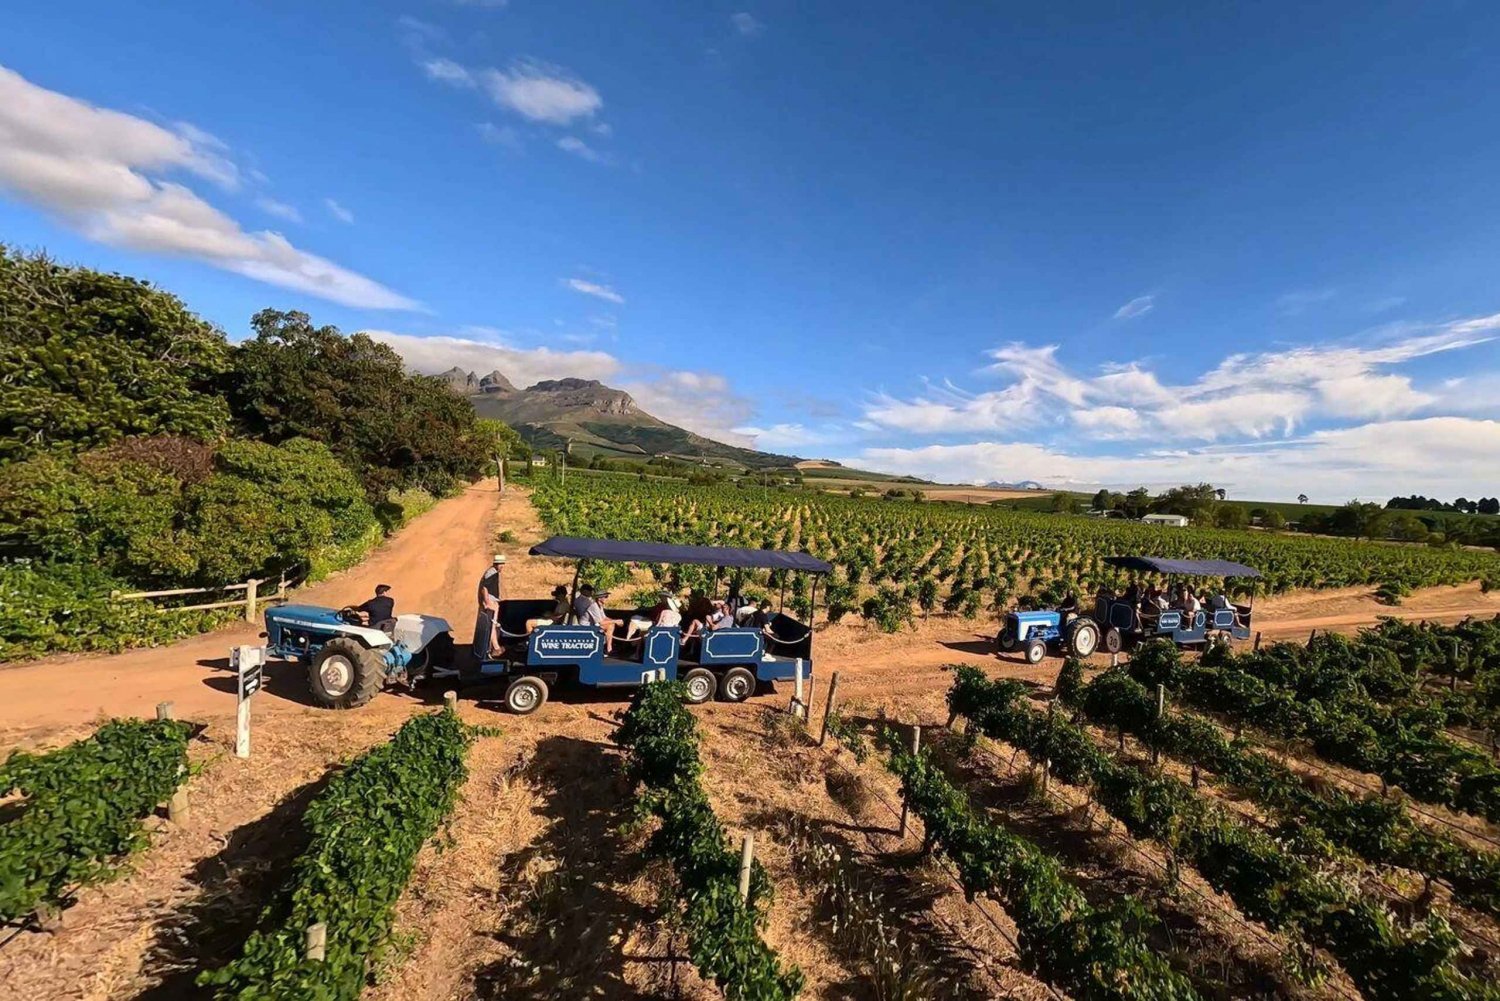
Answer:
526;378;638;415
478;369;516;394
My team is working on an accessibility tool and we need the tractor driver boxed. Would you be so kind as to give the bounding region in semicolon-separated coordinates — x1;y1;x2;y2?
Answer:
354;584;395;628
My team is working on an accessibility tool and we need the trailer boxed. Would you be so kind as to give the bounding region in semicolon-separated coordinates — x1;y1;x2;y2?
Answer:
1092;555;1259;653
478;535;831;714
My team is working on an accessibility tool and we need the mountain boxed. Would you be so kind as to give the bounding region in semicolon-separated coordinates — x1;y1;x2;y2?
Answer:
442;370;799;469
985;479;1045;490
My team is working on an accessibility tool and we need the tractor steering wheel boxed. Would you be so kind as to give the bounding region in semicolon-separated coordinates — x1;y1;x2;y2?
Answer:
337;606;363;625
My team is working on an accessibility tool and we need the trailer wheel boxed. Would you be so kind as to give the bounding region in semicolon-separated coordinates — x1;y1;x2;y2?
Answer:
504;676;548;715
1102;627;1123;655
1023;638;1047;665
1068;620;1100;658
681;668;717;704
720;667;756;703
309;638;384;709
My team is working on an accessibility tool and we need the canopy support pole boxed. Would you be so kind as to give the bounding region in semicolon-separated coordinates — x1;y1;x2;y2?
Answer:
809;575;819;628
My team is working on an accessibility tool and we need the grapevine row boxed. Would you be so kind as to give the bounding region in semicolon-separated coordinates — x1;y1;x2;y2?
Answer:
200;708;477;999
614;682;804;1001
0;718;192;922
947;666;1497;1001
1059;659;1500;918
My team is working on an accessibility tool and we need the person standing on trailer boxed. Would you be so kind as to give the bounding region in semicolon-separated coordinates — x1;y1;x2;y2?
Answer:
474;554;506;659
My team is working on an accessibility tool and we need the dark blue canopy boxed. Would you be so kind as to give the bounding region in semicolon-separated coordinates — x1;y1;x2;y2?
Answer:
1104;556;1261;579
530;535;832;573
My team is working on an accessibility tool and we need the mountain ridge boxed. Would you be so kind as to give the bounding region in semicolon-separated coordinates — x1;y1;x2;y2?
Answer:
439;368;799;469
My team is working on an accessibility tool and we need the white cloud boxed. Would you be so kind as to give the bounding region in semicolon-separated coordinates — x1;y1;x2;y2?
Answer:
1274;288;1337;315
556;136;604;162
838;417;1500;502
864;318;1498;442
482;59;602;125
1113;294;1154;320
476;122;523;149
422;58;475;88
733;423;842;451
323;197;355;224
731;12;765;36
0;65;414;310
255;197;301;223
565;277;624;304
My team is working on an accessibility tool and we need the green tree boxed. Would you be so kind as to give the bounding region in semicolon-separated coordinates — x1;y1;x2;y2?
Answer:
1120;486;1152;519
0;247;231;462
1328;501;1387;540
1261;509;1287;530
226;310;487;497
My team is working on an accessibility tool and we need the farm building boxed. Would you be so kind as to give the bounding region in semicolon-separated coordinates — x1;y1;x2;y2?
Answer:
1141;513;1190;527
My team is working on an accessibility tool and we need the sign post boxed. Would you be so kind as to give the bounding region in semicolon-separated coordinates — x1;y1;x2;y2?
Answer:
232;644;266;759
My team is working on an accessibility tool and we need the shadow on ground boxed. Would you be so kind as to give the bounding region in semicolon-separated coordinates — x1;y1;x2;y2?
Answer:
471;734;653;1001
132;770;334;999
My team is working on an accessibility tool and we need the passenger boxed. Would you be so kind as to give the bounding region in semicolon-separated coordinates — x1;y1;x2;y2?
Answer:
525;585;570;634
578;587;618;654
1175;585;1202;622
683;599;733;642
626;593;682;639
571;584;597;622
744;600;781;639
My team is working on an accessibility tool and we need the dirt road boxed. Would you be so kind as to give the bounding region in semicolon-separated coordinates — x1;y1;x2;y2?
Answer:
0;482;510;743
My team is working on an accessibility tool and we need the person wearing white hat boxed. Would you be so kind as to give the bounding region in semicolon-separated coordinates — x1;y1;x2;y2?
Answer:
626;591;683;642
473;553;507;659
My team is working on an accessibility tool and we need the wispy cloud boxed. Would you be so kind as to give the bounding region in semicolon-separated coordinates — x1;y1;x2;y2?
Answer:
1112;294;1154;320
557;135;605;162
1274;288;1336;315
482;59;602;125
256;197;301;223
422;57;475;88
0;64;414;310
323;198;354;224
731;12;765;37
862;317;1499;443
565;277;624;304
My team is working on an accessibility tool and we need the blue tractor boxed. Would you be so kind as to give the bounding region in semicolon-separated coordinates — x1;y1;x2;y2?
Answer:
478;536;829;714
263;604;456;708
996;605;1101;664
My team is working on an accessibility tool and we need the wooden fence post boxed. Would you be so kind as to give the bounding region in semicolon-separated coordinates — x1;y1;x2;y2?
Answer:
1253;631;1262;651
898;725;921;838
818;671;841;746
244;578;261;623
306;922;327;961
444;690;458;712
738;834;755;902
1152;683;1165;765
496;453;506;494
156;702;175;721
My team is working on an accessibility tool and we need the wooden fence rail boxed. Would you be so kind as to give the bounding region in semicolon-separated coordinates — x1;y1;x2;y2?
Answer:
111;573;291;622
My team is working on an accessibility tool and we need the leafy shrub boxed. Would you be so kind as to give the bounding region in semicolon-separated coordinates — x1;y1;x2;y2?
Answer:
861;585;913;633
0;246;231;462
614;683;803;1001
0;718;192;920
0;562;237;662
1375;579;1411;606
200;709;477;999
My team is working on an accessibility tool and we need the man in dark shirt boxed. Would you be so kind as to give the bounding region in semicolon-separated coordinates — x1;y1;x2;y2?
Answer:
355;584;395;626
474;554;506;659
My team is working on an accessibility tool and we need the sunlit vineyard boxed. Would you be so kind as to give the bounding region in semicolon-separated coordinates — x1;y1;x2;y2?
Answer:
533;476;1500;620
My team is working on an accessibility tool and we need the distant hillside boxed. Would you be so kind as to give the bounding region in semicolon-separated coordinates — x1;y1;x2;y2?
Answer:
443;370;800;469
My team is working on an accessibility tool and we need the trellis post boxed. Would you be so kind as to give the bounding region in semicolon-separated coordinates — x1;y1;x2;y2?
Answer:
898;725;921;838
818;671;840;745
737;834;755;901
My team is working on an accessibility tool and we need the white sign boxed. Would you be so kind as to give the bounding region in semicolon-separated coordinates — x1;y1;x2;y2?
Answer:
232;645;266;758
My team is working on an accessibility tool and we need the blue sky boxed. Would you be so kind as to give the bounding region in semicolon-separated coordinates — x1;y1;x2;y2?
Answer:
4;2;1500;500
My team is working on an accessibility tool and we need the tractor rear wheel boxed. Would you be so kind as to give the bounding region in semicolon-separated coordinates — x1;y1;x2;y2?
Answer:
1023;638;1047;665
309;638;384;709
720;667;756;703
1068;620;1100;658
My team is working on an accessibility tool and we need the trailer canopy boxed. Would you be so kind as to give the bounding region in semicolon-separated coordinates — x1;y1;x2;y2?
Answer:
1104;555;1261;578
529;535;832;574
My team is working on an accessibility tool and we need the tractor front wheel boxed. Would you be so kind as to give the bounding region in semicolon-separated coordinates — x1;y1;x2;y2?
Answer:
1023;638;1047;665
309;638;384;709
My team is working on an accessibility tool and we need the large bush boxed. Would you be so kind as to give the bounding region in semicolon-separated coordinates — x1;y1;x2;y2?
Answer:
227;309;489;497
0;247;230;462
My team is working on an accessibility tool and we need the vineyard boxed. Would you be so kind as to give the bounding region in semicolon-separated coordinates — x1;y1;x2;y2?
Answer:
532;477;1500;625
5;476;1500;1001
